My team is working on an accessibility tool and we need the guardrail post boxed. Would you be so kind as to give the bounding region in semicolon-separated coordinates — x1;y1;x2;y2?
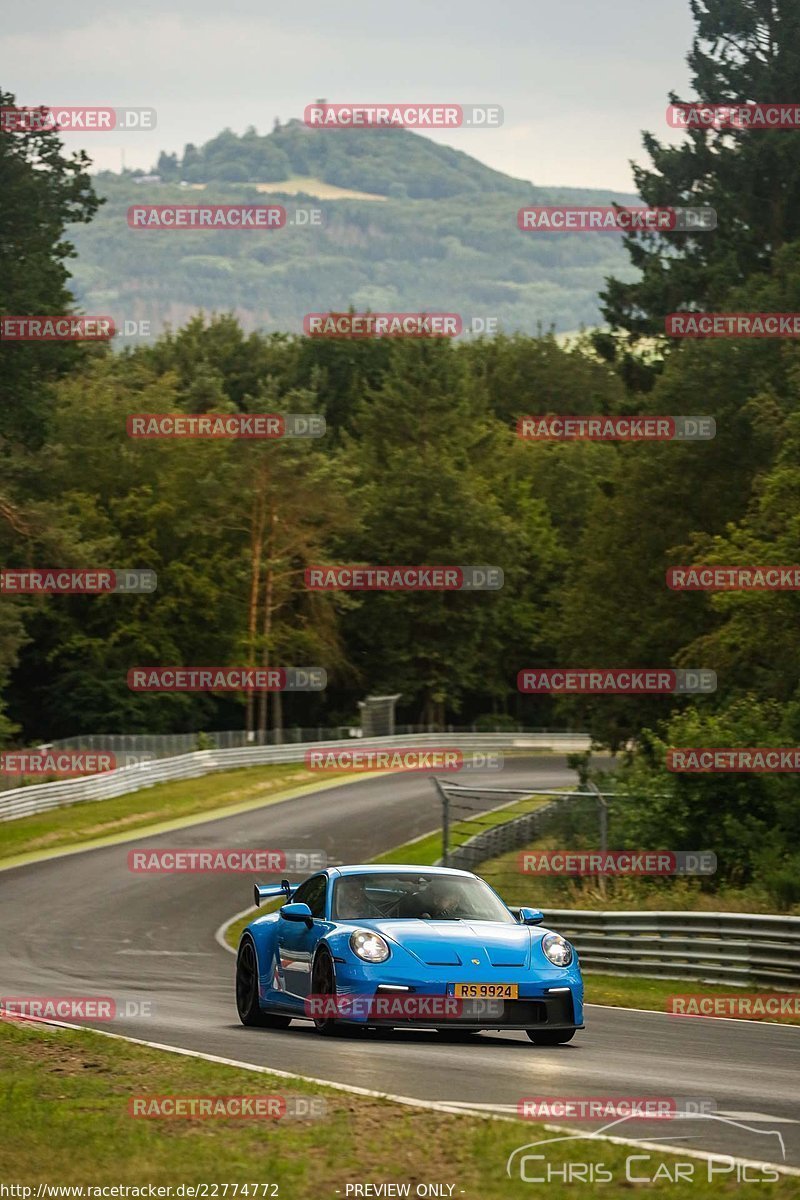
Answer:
433;777;450;867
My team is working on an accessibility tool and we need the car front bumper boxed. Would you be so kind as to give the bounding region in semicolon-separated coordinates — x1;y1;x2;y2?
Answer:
327;961;584;1029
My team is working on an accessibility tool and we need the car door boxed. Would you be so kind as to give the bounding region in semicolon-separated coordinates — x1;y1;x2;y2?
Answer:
276;873;328;998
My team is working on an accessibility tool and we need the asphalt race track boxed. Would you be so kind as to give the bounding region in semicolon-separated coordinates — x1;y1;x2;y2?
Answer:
1;757;799;1172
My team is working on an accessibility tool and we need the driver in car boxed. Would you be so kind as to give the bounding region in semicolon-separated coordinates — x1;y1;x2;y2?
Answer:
335;876;380;919
431;880;464;918
410;879;464;919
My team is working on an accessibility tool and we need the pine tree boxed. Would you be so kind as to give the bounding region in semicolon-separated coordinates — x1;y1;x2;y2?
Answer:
602;0;800;337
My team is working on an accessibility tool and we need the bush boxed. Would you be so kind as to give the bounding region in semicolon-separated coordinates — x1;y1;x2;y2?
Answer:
473;713;520;732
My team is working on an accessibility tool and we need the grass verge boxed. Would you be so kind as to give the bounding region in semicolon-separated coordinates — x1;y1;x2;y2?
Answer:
0;764;363;869
584;972;800;1025
476;836;800;916
1;1019;795;1194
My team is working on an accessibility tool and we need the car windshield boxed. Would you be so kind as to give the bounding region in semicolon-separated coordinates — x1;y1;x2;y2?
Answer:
332;872;515;923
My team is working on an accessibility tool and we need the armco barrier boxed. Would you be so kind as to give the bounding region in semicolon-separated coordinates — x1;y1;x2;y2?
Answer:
442;798;800;988
545;909;800;989
0;733;590;823
443;797;568;870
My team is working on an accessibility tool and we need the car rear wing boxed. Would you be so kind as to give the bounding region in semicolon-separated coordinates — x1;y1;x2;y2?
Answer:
253;879;298;907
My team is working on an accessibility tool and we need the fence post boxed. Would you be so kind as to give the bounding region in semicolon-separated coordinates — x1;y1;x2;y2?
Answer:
586;780;608;898
434;777;450;867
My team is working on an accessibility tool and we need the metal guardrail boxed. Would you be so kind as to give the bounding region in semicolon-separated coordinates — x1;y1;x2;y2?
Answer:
0;732;590;823
546;909;800;989
439;791;800;988
443;796;568;869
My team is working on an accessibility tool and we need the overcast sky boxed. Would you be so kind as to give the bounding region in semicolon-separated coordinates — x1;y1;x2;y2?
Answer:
2;0;695;190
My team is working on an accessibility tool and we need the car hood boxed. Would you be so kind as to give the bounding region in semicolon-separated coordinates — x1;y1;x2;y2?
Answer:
365;920;533;967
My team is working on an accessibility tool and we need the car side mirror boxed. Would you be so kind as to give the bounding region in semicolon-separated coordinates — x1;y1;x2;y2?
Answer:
518;906;544;925
280;902;313;926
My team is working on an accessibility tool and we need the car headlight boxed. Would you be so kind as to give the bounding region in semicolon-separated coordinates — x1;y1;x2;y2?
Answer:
542;933;573;967
350;930;390;963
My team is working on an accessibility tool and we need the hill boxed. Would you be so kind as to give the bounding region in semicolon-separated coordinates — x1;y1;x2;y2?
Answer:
68;120;639;337
156;120;534;199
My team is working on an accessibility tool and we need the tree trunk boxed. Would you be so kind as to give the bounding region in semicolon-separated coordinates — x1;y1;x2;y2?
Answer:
257;501;277;743
245;470;266;740
272;689;284;746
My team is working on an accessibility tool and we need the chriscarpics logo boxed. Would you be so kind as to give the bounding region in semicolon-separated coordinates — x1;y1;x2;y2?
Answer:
506;1113;785;1184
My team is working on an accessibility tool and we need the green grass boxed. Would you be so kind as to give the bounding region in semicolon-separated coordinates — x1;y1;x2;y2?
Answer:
476;835;800;915
0;763;362;868
1;1020;795;1195
585;972;800;1025
374;792;553;866
372;827;444;866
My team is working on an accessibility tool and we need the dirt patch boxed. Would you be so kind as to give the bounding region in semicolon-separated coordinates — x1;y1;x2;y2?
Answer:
209;770;317;805
25;813;160;849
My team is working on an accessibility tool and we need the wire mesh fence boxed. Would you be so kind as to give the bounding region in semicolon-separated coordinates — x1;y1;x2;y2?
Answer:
432;778;671;910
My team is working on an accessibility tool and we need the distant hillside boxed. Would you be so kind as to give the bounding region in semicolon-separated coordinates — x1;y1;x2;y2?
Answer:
154;119;534;199
69;122;639;337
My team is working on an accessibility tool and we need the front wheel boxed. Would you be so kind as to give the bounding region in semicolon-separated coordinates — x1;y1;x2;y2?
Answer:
525;1028;577;1045
236;938;291;1028
310;947;347;1037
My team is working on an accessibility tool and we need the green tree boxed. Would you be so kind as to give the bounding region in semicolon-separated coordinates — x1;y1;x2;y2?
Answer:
0;87;101;741
598;698;800;908
338;339;560;724
602;0;800;336
0;87;102;443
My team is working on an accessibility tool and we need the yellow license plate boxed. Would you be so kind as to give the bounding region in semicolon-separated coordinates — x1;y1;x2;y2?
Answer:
453;983;518;999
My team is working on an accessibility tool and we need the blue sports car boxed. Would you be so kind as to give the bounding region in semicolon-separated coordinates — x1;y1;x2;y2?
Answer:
235;864;584;1042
